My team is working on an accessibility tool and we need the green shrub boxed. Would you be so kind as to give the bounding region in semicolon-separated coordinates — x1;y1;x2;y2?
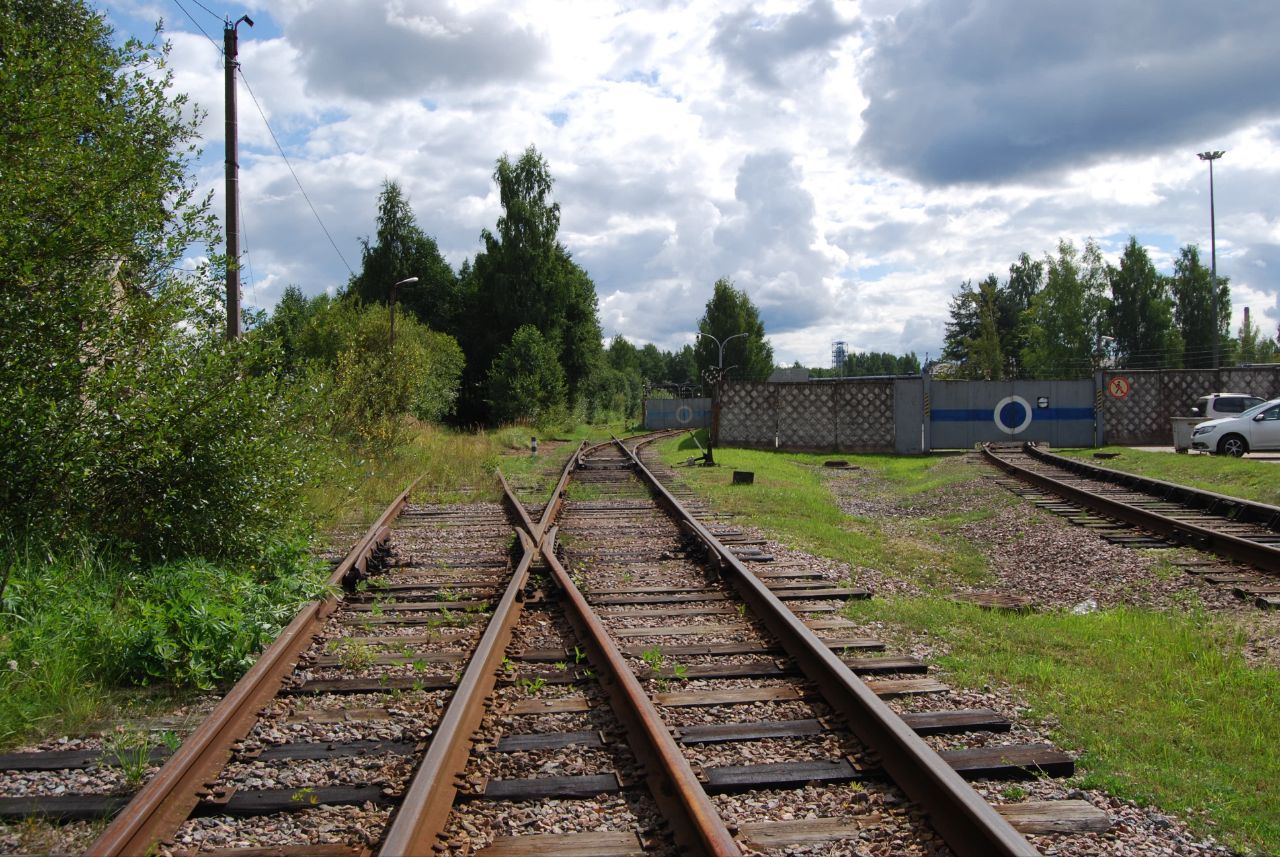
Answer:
104;549;324;688
487;325;567;425
0;535;326;714
325;304;465;450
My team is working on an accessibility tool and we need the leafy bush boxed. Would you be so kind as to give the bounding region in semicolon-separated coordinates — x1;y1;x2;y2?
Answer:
487;324;567;425
0;535;326;711
330;304;464;445
105;549;325;689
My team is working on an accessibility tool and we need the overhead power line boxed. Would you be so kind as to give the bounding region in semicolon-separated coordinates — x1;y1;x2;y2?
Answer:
186;0;225;23
169;0;223;55
236;69;356;278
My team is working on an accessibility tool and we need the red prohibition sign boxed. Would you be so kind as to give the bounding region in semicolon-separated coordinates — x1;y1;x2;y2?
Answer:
1108;376;1131;399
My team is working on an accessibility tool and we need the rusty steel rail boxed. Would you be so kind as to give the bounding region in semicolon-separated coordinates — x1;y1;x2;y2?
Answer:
88;477;422;857
537;527;742;856
517;438;738;854
377;443;588;854
623;437;1037;857
378;524;536;855
985;444;1280;573
1024;445;1280;530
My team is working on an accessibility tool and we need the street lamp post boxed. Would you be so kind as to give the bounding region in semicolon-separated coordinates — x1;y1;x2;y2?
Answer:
1197;150;1224;369
389;276;419;349
696;331;748;465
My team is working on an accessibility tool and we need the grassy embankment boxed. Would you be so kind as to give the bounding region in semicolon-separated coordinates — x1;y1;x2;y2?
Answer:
0;420;622;750
1057;446;1280;506
656;435;1279;855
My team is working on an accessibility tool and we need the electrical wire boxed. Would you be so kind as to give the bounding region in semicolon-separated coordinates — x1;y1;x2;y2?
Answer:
186;0;226;23
236;68;356;277
170;0;223;56
237;190;259;309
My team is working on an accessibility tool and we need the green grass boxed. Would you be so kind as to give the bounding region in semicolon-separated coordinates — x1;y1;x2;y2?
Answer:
657;436;1280;854
1057;446;1280;506
847;596;1279;853
657;436;999;588
306;420;500;535
0;418;640;749
0;539;326;747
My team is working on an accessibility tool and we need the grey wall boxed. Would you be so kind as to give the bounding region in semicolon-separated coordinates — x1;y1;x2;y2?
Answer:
1099;368;1280;445
713;366;1280;453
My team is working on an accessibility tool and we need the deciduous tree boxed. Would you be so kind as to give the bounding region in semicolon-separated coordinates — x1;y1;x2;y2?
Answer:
695;278;774;386
1021;239;1109;379
1107;237;1181;369
1170;245;1231;369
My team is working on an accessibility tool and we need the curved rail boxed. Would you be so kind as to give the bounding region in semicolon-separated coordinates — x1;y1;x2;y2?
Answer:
89;477;422;857
623;436;1037;857
983;444;1280;573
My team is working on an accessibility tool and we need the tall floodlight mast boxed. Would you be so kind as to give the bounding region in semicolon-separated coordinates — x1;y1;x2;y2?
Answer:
1197;150;1225;368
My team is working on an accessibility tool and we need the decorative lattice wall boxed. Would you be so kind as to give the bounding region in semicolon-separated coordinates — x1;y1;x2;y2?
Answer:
719;368;1280;451
718;380;896;451
1100;368;1280;445
718;383;776;446
835;382;895;450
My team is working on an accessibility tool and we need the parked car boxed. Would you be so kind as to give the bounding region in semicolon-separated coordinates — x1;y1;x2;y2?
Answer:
1190;397;1280;456
1191;392;1265;419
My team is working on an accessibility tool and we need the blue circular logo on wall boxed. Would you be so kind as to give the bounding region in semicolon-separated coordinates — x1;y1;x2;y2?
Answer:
993;395;1033;435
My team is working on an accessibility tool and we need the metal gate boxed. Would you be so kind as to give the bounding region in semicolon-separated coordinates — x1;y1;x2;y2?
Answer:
644;398;711;430
926;380;1096;449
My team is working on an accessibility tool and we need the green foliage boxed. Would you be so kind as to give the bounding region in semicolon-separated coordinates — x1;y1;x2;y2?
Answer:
0;1;320;561
1236;312;1279;364
0;535;326;738
487;324;568;425
256;295;464;446
333;639;378;670
696;278;775;385
942;276;1005;379
1171;245;1232;369
1022;239;1109;379
1107;237;1181;369
462;147;603;421
348;180;463;335
83;339;318;559
103;727;163;787
824;350;920;377
944;253;1042;379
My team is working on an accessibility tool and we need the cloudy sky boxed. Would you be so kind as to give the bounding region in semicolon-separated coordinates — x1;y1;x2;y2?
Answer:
102;0;1280;366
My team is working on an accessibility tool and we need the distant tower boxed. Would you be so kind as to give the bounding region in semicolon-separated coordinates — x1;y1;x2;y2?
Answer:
832;341;847;377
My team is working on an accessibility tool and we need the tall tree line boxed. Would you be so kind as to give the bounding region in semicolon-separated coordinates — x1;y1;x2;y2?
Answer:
942;237;1274;378
280;162;778;425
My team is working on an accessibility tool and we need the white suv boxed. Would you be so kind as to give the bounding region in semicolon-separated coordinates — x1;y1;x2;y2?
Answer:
1191;397;1280;456
1191;393;1265;419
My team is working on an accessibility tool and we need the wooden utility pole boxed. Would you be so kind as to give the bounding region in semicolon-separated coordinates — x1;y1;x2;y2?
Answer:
224;15;253;339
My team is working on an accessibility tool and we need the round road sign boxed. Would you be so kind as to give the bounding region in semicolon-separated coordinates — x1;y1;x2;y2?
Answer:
993;395;1033;435
675;405;693;424
1108;376;1131;399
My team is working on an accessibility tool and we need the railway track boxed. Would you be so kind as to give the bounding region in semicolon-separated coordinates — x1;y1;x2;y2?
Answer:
982;443;1280;607
1;435;1115;855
